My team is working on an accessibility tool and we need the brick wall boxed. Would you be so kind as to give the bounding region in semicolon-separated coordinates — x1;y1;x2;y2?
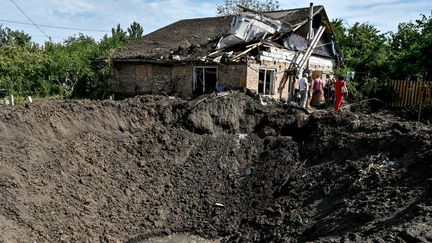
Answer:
218;64;247;91
113;62;248;98
113;63;173;96
246;60;292;100
151;65;172;94
172;64;193;98
111;64;137;95
135;64;152;93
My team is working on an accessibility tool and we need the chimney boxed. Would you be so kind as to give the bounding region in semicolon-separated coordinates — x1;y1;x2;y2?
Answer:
308;2;314;40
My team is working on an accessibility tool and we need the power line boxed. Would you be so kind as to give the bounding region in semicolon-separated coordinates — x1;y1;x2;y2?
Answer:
0;18;110;33
8;0;51;39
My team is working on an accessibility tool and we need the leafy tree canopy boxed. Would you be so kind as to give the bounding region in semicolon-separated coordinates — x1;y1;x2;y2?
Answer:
0;25;32;47
128;21;144;39
0;21;144;99
388;14;432;80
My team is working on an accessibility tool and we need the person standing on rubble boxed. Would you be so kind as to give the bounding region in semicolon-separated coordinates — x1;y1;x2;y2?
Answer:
299;73;309;108
326;77;336;106
334;75;348;112
312;74;325;106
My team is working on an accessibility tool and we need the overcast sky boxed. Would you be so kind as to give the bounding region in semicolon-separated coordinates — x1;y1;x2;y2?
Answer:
1;0;431;44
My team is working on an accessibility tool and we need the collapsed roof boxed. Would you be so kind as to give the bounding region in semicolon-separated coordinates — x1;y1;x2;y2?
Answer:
111;17;232;61
111;5;339;64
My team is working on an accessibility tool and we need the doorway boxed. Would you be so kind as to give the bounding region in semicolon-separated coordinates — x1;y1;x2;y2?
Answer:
193;67;218;95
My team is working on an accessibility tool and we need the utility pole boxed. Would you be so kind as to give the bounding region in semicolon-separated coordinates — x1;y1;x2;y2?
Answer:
306;2;314;74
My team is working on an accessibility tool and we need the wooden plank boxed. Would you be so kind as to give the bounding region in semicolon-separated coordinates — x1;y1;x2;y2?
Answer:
409;80;414;107
421;82;427;106
402;80;408;107
403;80;408;107
419;81;426;105
405;80;411;107
423;82;429;105
401;80;405;107
414;81;419;106
415;81;421;106
396;80;401;107
427;83;432;105
397;80;403;107
231;43;261;61
386;80;432;107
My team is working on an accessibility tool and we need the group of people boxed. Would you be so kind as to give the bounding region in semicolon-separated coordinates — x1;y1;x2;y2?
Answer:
298;73;348;112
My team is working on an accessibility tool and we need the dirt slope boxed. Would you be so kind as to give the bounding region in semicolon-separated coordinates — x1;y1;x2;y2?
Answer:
0;92;431;242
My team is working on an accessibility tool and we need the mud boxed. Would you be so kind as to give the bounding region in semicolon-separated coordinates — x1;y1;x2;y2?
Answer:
0;92;431;242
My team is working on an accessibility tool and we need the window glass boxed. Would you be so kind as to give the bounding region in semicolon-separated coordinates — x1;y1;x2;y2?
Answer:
265;70;275;95
258;69;275;95
258;69;265;94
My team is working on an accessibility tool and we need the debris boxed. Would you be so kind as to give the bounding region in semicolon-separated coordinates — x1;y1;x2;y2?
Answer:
352;115;361;129
259;95;267;106
245;167;253;176
231;42;262;61
217;12;291;49
236;133;248;145
0;93;431;242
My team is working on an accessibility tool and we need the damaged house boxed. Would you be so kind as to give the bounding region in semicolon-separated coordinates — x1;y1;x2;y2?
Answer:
109;4;340;100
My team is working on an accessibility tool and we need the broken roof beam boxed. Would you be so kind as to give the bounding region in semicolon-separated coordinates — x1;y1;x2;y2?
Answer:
231;42;262;62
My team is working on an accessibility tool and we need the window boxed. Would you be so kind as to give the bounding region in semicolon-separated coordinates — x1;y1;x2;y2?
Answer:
258;69;275;95
193;67;218;95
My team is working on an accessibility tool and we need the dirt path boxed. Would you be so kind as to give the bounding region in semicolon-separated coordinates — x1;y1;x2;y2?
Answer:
0;93;431;242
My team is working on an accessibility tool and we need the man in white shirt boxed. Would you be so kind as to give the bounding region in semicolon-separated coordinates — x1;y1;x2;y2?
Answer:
299;73;309;108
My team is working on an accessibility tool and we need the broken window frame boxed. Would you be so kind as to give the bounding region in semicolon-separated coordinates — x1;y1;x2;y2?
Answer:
193;66;218;94
258;68;276;95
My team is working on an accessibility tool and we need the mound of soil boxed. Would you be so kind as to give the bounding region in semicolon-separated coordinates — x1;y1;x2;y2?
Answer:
0;92;431;242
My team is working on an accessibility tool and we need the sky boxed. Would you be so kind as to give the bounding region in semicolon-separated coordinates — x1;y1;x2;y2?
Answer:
0;0;431;44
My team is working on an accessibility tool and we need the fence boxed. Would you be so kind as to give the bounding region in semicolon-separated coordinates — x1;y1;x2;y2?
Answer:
387;80;432;108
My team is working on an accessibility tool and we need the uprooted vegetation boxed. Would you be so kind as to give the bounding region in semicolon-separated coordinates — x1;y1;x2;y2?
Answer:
0;92;431;242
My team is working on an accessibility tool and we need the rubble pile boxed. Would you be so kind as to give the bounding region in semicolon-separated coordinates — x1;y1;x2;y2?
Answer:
0;92;431;242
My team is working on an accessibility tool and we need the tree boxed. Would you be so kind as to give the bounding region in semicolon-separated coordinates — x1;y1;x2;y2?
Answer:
45;34;99;91
216;0;279;16
331;20;389;78
0;43;49;96
388;14;432;80
331;18;346;45
0;25;32;47
127;21;144;39
111;24;128;43
0;22;137;99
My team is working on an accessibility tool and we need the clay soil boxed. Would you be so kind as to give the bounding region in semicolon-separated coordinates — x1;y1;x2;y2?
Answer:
0;92;431;242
